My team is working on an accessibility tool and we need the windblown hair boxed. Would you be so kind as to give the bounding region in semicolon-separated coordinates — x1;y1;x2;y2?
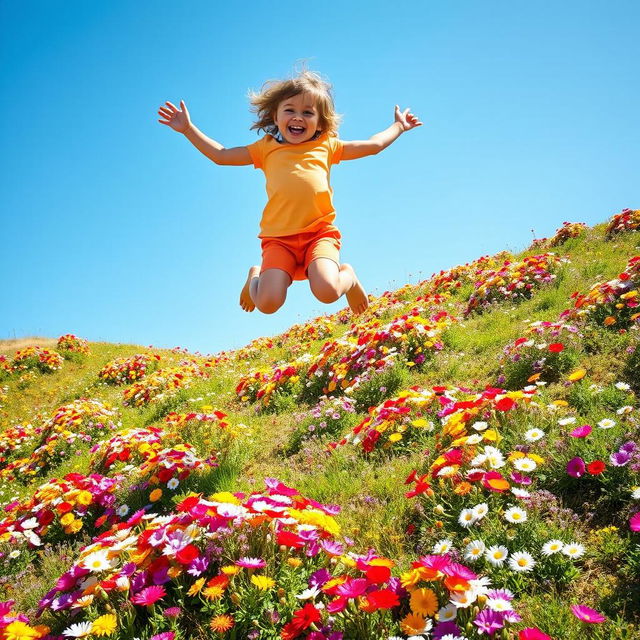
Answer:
248;69;342;137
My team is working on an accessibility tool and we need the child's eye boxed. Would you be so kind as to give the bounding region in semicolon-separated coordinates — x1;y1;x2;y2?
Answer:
304;111;314;115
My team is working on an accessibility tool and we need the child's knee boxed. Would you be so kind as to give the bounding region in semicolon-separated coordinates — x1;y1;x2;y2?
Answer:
255;292;286;314
311;281;340;304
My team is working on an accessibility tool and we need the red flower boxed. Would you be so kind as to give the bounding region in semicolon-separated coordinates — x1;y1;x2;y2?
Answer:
495;397;516;411
548;343;564;352
587;460;606;475
176;544;200;564
363;588;400;610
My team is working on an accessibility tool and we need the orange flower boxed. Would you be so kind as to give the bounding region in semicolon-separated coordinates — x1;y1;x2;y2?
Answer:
210;614;234;633
603;316;617;326
149;488;163;502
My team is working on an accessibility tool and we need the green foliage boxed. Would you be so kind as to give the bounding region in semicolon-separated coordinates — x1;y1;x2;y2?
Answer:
351;362;410;412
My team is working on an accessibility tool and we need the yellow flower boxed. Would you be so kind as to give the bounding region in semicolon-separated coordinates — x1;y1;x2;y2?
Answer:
210;491;241;505
64;519;83;534
60;512;76;527
287;557;302;568
251;574;276;590
187;578;205;596
410;587;438;616
222;565;241;576
76;490;93;506
202;585;225;600
91;614;117;636
483;429;499;442
568;369;586;381
400;569;423;589
2;621;41;640
389;433;403;443
149;489;163;502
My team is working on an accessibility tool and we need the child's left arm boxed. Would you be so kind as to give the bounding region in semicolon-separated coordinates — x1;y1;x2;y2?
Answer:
341;105;422;161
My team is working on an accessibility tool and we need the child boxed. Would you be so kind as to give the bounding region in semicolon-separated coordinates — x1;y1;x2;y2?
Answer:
158;70;421;315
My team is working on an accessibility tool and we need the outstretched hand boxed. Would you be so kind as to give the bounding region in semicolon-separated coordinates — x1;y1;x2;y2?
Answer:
394;105;423;132
158;100;192;133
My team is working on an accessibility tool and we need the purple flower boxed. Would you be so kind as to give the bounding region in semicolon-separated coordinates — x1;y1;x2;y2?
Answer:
567;457;586;478
474;608;506;635
621;441;637;453
309;569;331;588
187;556;209;576
433;621;463;638
610;450;632;466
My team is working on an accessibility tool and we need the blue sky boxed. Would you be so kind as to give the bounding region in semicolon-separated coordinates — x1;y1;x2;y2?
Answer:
1;0;638;354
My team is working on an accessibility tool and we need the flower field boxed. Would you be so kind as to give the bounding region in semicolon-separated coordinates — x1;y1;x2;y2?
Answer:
0;211;638;639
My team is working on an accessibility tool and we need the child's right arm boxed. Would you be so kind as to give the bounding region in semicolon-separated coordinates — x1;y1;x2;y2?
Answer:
158;100;252;166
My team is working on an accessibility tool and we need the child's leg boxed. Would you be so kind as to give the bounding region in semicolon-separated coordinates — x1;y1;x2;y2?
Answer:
240;266;291;314
307;258;368;314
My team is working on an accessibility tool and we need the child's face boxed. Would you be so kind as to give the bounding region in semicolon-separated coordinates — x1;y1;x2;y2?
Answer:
273;92;321;144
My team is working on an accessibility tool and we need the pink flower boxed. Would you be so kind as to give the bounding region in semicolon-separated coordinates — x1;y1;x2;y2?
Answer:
571;604;606;623
336;578;368;598
570;424;592;438
519;628;552;640
630;512;640;532
566;457;586;478
235;557;266;569
131;585;167;606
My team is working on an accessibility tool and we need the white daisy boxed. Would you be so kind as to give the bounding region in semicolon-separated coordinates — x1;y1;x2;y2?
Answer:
558;417;576;426
450;589;477;608
524;428;545;442
631;487;640;499
470;453;488;467
466;434;483;445
508;550;536;572
504;506;527;524
82;550;113;572
617;405;633;415
486;597;514;611
20;517;39;530
486;545;509;566
116;504;130;518
63;621;93;637
433;539;453;554
615;382;631;391
562;542;585;559
437;603;458;622
458;508;477;528
541;540;564;556
469;576;492;595
511;487;531;499
464;540;486;562
472;503;489;520
472;421;488;431
296;586;321;600
513;457;537;472
597;418;616;429
485;446;506;469
167;478;179;490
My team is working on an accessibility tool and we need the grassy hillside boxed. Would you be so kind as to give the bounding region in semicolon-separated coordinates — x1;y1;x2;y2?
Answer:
0;211;638;640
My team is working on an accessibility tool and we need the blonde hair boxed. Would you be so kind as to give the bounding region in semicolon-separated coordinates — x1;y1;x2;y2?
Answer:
248;68;342;137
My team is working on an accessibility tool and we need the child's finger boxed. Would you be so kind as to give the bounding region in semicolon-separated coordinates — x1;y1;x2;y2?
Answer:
165;101;178;112
158;107;173;118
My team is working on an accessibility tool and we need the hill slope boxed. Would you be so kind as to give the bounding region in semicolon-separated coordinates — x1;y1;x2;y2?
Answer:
0;212;639;639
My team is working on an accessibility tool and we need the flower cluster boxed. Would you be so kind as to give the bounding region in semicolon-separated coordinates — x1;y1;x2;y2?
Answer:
564;255;640;329
10;346;64;374
330;387;438;453
275;317;335;351
547;222;588;247
0;400;119;481
499;320;582;388
56;334;90;355
123;362;206;407
465;253;567;315
0;472;120;547
606;208;640;236
98;353;160;385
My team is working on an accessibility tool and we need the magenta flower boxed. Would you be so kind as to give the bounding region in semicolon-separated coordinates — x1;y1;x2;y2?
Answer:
474;608;505;634
235;557;266;569
610;450;632;466
571;604;606;623
150;633;175;640
131;585;167;606
570;424;592;438
519;628;552;640
336;578;368;598
630;512;640;532
566;457;586;478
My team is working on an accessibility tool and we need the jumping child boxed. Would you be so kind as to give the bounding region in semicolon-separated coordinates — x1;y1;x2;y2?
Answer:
158;69;421;315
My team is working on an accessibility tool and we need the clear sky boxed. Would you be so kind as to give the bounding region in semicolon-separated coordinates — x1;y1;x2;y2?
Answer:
2;0;638;354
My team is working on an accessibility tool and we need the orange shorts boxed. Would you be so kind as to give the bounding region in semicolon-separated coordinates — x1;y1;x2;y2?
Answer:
260;226;342;282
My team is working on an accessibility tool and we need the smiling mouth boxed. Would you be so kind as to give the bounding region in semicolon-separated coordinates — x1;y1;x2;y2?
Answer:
288;126;305;135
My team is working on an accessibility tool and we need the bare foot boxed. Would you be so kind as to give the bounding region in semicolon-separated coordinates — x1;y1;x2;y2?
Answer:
240;266;260;312
341;264;369;314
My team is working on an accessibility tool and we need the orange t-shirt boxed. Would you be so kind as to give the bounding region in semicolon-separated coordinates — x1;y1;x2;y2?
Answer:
246;133;343;238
